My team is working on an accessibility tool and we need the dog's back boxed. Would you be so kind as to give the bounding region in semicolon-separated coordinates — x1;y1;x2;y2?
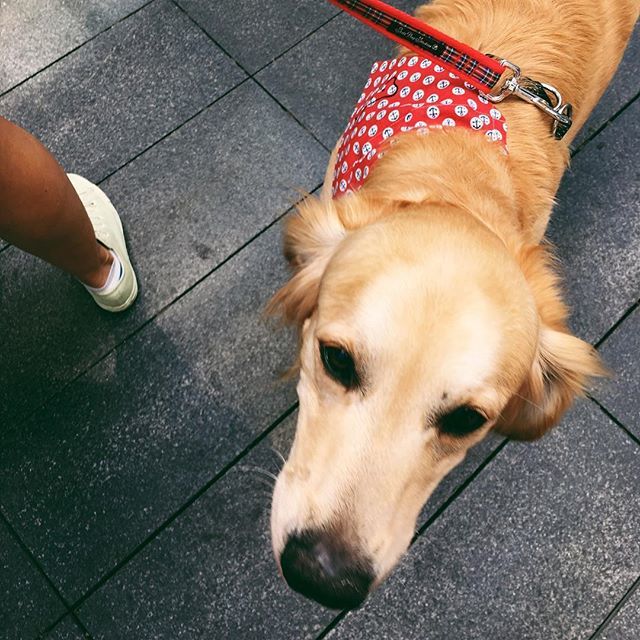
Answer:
414;0;638;133
405;0;639;240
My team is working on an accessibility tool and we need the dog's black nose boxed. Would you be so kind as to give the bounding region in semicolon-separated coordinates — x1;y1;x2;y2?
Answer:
280;530;374;609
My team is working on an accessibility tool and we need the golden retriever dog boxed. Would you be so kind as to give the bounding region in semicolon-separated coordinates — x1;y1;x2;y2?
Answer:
268;0;639;609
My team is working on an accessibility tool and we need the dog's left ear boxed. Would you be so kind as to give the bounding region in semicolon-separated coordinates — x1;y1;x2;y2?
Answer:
495;245;606;440
267;195;347;327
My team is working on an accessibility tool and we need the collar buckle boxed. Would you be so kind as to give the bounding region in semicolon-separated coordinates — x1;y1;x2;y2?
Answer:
482;59;573;140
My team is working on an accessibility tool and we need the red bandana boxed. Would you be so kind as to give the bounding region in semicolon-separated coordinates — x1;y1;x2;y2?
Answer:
332;55;509;198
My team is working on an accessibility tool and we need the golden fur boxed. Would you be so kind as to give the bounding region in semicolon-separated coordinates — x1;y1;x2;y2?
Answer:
268;0;639;607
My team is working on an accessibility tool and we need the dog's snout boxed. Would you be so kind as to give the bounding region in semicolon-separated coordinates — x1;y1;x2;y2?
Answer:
280;530;374;609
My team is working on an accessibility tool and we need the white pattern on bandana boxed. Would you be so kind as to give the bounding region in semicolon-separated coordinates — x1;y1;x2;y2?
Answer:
332;56;508;198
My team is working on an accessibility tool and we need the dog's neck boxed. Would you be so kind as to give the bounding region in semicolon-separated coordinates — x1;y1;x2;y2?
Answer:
349;126;566;248
353;132;518;241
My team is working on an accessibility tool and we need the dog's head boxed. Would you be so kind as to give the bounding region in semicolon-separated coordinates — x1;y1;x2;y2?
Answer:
268;181;602;609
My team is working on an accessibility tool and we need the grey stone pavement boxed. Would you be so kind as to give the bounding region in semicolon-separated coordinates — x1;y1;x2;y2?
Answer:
0;1;638;638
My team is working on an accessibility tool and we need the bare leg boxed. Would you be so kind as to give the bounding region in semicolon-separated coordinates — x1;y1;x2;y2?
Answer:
0;116;112;288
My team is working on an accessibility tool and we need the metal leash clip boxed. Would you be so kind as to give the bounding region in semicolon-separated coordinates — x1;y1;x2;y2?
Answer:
483;59;573;140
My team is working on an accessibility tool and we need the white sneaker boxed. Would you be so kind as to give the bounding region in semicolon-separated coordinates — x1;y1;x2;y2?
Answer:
67;173;138;312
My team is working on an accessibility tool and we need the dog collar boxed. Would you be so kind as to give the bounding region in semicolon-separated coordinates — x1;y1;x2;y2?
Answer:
332;55;509;198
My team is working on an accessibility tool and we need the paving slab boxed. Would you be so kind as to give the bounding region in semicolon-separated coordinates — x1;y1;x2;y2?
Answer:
0;0;149;94
78;417;502;639
573;23;639;149
600;587;640;640
0;221;299;602
0;0;245;183
324;400;640;640
0;517;66;640
43;616;89;640
0;80;326;426
547;98;640;344
595;305;640;439
175;0;339;74
256;7;416;149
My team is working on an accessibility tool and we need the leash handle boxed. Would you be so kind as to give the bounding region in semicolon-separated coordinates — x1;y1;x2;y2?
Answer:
327;0;505;93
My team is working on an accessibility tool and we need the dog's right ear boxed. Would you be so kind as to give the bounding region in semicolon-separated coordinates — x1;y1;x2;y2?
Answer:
267;195;347;327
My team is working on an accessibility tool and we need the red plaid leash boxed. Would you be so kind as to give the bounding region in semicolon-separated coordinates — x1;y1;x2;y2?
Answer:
328;0;504;93
327;0;573;139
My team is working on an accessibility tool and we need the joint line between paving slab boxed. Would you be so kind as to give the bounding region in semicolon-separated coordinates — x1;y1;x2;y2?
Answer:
316;610;349;640
40;612;95;640
169;0;333;153
315;437;510;639
0;508;93;639
93;75;252;185
250;15;343;76
588;395;640;448
571;89;640;158
172;0;342;79
412;437;509;541
595;298;640;350
588;573;640;640
0;0;157;100
251;78;332;152
64;401;299;616
66;612;94;640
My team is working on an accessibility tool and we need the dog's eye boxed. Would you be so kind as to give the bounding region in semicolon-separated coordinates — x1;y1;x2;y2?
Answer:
439;405;487;436
319;343;359;389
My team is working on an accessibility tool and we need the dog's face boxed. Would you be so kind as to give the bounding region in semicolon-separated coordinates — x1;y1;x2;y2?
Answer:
269;198;602;609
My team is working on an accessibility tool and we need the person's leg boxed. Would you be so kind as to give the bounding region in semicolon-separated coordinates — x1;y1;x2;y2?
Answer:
0;116;112;288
